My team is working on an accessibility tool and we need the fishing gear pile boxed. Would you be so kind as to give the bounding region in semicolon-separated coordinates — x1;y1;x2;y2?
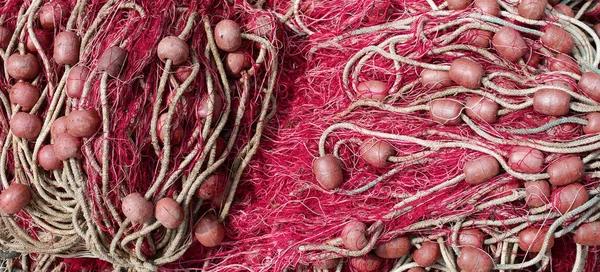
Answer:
0;0;279;270
3;0;600;271
187;0;600;271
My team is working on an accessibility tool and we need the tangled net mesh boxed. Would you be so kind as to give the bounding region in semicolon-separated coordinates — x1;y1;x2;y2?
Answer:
0;0;280;270
1;0;600;271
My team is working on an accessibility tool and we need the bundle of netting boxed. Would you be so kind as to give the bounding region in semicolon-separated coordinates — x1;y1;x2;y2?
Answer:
0;0;281;270
175;0;600;271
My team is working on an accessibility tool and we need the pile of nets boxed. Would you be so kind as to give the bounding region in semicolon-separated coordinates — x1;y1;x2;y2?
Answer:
198;0;600;271
2;0;600;271
0;0;279;270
